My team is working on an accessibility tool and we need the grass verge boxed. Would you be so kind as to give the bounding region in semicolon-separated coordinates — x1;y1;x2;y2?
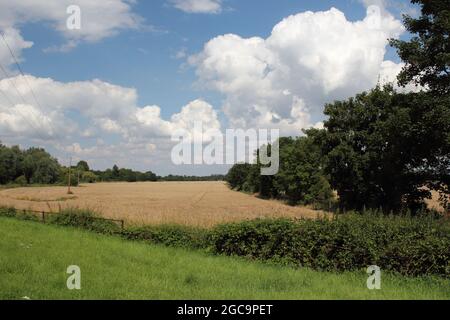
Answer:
0;217;449;300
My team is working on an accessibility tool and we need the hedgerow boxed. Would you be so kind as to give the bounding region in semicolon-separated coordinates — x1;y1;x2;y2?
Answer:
1;206;448;277
210;213;450;277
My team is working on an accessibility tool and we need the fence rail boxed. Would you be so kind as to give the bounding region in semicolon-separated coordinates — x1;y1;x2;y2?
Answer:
21;209;125;231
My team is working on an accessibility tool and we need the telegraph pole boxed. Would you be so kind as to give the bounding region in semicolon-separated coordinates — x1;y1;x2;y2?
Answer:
67;156;73;194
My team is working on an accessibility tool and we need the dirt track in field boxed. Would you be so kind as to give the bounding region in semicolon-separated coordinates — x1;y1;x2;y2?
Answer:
0;182;326;227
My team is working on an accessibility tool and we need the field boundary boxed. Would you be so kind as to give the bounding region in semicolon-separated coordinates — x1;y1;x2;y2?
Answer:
22;209;125;231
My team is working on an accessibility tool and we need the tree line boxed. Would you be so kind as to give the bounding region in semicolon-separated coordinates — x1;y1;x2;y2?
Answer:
226;0;450;214
0;145;60;185
0;146;224;186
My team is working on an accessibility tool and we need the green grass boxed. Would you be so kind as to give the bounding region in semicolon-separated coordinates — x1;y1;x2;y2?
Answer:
0;217;448;300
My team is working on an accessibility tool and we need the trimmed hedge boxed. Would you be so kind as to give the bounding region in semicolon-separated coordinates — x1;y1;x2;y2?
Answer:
210;214;450;277
1;206;449;277
121;225;208;249
46;208;122;235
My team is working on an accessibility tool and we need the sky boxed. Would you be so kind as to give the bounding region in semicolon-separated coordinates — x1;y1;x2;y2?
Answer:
0;0;419;175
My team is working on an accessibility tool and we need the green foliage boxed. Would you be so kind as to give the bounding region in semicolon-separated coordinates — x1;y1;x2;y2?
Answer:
390;0;450;95
160;174;225;182
81;171;98;183
93;165;159;182
46;208;121;235
122;225;209;249
0;144;22;184
0;207;18;218
14;175;27;186
272;135;333;206
321;86;450;212
23;148;60;184
225;163;253;191
58;167;79;187
0;144;61;185
210;213;450;277
0;206;39;221
76;160;90;172
226;135;334;206
2;217;448;300
2;206;449;277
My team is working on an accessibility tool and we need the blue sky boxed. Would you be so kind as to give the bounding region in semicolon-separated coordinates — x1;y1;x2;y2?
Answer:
0;0;418;175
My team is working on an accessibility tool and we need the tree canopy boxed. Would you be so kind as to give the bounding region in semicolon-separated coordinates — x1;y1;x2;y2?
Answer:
390;0;450;94
320;85;450;212
226;135;334;207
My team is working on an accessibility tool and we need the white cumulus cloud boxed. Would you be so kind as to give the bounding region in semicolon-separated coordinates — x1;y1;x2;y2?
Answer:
0;0;143;52
0;74;221;171
189;7;406;135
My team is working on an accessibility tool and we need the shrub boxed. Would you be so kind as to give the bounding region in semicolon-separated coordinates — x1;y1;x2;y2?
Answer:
14;175;27;186
0;206;18;218
46;208;121;235
122;225;209;250
210;213;450;277
0;206;39;221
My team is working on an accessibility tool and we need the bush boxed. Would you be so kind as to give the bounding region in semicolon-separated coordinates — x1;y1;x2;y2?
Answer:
0;207;18;218
0;206;40;221
122;225;209;250
14;175;27;186
46;208;121;235
209;213;450;277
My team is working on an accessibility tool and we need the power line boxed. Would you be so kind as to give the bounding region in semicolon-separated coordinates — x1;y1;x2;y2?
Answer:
1;32;45;111
1;30;74;178
0;85;16;106
0;32;56;141
0;76;48;142
0;62;28;105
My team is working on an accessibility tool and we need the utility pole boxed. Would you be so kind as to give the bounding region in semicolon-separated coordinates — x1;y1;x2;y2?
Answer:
67;156;73;194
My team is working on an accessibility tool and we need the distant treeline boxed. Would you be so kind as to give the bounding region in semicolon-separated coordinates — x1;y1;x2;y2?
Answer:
92;166;224;183
91;164;158;183
0;145;224;186
159;174;225;182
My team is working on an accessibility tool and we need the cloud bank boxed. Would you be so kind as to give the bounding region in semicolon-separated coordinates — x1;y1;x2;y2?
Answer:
189;7;405;135
0;3;415;172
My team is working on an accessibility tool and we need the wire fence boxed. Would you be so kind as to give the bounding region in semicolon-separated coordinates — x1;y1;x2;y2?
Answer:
22;209;125;231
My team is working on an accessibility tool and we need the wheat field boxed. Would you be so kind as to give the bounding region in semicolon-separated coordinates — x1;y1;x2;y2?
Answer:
0;182;326;227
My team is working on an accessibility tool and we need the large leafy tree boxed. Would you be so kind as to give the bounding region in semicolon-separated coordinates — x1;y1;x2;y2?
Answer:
390;0;450;94
226;135;333;206
23;148;61;184
273;135;333;206
225;163;253;190
0;144;21;184
321;85;450;212
76;160;90;172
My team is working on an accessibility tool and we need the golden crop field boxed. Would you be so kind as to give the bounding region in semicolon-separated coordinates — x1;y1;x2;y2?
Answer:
0;182;326;227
